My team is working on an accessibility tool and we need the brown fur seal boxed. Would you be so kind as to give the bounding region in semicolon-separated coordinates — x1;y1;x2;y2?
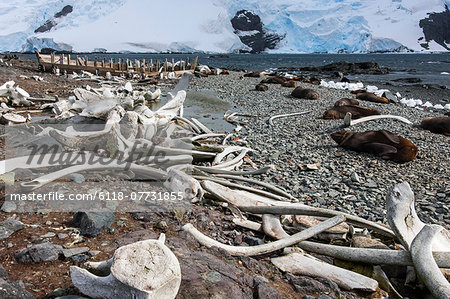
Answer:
330;130;418;163
301;78;321;85
351;89;367;94
420;116;450;136
281;80;296;88
356;92;389;104
323;106;379;119
334;98;360;107
244;72;261;78
260;76;287;84
291;87;319;100
255;83;268;91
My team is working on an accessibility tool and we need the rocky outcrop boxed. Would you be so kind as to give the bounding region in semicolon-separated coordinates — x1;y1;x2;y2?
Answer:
300;61;389;74
419;6;450;51
231;10;284;53
34;5;73;33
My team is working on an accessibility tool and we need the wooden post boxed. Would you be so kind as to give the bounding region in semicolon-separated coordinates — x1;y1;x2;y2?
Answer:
171;58;175;71
94;56;98;67
76;55;80;66
118;58;121;71
150;59;153;72
67;54;71;65
164;58;168;73
102;58;106;68
84;56;88;66
51;52;55;64
192;56;198;70
111;58;114;69
156;59;160;72
179;58;183;71
60;54;63;65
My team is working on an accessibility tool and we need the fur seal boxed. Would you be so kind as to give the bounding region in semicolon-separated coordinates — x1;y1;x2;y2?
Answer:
260;76;286;84
244;72;261;78
255;83;268;91
330;130;418;163
350;90;366;94
420;116;450;136
334;98;360;107
356;92;389;104
281;80;296;88
323;106;379;119
291;87;319;100
301;77;321;85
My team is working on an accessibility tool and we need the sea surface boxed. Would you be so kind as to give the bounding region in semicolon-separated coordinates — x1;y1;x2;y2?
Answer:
23;53;450;88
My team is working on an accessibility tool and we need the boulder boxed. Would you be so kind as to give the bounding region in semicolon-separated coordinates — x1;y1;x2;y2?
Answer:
72;210;115;237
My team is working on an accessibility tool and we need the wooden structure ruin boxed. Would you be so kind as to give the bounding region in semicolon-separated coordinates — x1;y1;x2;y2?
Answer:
35;51;198;78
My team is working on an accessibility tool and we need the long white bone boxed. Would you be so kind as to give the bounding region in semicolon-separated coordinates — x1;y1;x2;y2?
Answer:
268;110;312;126
344;112;412;127
410;225;450;298
183;215;344;256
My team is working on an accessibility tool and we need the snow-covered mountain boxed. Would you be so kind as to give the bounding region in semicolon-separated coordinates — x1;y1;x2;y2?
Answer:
0;0;449;53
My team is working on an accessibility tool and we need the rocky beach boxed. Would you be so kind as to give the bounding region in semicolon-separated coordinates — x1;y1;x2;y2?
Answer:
0;56;449;299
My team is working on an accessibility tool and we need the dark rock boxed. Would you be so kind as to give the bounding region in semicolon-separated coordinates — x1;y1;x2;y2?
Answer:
291;87;319;100
72;210;115;237
54;5;73;18
62;247;89;258
393;77;422;83
209;54;230;59
71;254;90;263
0;265;35;299
15;243;63;263
419;6;450;51
317;295;332;299
256;83;268;91
300;61;389;74
231;10;284;53
255;281;282;299
34;5;73;33
0;217;24;240
47;288;67;297
287;274;331;294
243;235;264;246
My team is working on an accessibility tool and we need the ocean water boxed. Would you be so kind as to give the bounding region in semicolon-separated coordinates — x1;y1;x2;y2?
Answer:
24;52;450;88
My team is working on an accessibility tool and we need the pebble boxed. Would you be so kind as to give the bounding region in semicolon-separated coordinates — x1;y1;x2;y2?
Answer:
69;173;85;184
40;232;56;238
57;233;68;239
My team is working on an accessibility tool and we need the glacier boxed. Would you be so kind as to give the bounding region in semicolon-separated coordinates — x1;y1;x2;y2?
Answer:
0;0;449;53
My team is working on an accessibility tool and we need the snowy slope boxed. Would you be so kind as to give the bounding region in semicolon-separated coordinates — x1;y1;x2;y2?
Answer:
0;0;448;53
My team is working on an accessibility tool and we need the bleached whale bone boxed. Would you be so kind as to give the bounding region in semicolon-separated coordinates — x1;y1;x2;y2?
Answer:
70;234;181;299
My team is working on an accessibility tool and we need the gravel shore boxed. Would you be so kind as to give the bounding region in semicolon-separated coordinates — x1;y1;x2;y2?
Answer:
189;72;449;228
